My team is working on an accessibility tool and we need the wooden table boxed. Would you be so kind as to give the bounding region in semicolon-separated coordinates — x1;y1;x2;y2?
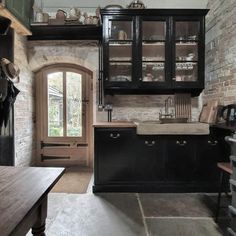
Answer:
0;166;65;236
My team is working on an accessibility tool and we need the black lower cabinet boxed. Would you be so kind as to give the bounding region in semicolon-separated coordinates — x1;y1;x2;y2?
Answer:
94;128;136;187
195;136;221;182
93;127;230;193
166;136;196;182
134;135;165;182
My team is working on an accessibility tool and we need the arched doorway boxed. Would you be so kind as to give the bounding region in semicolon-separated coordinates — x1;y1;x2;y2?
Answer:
35;64;93;167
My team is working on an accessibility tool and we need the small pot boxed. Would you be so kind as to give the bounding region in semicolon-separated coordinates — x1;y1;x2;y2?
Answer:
56;9;67;21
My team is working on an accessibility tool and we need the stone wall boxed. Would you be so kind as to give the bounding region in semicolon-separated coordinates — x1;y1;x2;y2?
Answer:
14;33;36;166
28;40;99;121
105;95;201;122
204;0;236;104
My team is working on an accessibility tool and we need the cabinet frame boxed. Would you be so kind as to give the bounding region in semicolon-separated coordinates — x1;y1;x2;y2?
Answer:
93;126;229;193
171;16;205;89
101;9;209;95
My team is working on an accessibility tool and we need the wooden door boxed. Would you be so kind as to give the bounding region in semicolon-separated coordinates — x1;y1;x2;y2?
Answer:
36;64;92;166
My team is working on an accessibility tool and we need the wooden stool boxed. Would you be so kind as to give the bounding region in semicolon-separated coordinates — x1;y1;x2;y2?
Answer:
215;162;233;222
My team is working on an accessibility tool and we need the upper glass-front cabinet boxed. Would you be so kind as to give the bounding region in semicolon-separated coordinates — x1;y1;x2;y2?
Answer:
105;18;134;84
173;20;201;84
101;9;209;95
142;20;166;83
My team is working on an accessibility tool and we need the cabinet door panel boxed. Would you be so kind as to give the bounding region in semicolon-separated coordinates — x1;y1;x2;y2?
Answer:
95;128;136;184
135;136;165;181
166;136;196;181
140;17;170;87
195;136;221;182
104;16;135;87
172;17;204;88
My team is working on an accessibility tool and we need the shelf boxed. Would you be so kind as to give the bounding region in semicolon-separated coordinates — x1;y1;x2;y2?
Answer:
109;41;132;45
175;42;198;46
142;42;165;46
28;24;102;41
142;61;165;63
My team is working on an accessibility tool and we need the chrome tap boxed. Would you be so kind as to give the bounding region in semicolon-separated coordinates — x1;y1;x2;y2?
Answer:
159;96;174;118
165;96;172;116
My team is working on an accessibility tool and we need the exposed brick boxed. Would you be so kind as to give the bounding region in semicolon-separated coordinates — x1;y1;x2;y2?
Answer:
203;0;236;105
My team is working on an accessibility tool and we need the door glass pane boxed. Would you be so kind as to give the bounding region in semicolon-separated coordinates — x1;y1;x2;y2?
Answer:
66;72;82;137
142;42;165;61
109;20;132;40
142;21;166;41
142;62;165;82
176;43;198;61
175;63;198;82
175;21;199;41
142;21;166;82
109;62;132;82
109;42;132;61
47;72;63;137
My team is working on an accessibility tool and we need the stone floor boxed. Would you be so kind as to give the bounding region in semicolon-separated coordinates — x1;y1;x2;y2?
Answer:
27;191;230;236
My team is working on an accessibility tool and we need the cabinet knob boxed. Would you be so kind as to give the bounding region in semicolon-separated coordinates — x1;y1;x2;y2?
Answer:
208;140;218;146
172;77;176;81
139;78;143;81
176;140;187;146
110;133;120;139
105;77;109;81
145;140;155;146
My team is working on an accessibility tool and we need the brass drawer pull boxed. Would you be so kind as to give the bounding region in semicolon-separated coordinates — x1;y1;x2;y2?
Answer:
145;140;155;146
176;140;187;146
207;140;218;146
110;133;120;139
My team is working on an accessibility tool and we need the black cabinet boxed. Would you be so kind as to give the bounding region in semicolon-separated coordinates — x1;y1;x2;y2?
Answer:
134;135;165;181
94;128;136;184
101;9;209;95
195;136;221;182
93;127;229;193
166;136;196;182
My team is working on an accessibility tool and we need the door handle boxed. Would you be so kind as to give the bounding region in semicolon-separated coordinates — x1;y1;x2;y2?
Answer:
110;133;120;139
176;140;187;146
207;140;218;146
145;140;155;146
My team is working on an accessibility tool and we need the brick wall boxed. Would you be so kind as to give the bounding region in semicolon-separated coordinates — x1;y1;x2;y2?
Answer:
204;0;236;104
105;95;201;122
14;33;36;166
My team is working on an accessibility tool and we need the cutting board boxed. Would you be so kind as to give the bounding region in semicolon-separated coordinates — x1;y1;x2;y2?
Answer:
199;100;219;124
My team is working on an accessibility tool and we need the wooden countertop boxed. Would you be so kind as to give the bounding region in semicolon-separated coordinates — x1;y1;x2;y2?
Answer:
93;121;137;128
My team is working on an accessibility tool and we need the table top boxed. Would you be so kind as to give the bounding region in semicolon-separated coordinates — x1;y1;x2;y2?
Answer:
0;166;65;236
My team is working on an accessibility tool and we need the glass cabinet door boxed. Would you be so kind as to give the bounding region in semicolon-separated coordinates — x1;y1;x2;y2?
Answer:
107;19;133;83
141;20;166;83
174;21;200;83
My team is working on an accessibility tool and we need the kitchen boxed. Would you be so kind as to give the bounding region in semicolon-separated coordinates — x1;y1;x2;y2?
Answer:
0;0;235;235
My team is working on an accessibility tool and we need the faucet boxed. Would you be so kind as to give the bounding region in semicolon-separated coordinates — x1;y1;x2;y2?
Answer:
159;96;174;119
165;96;172;116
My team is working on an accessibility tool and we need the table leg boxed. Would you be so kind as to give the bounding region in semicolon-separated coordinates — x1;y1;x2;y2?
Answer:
32;196;48;236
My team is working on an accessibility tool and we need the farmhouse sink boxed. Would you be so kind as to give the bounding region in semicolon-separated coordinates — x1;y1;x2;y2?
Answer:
159;117;188;124
136;121;209;135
